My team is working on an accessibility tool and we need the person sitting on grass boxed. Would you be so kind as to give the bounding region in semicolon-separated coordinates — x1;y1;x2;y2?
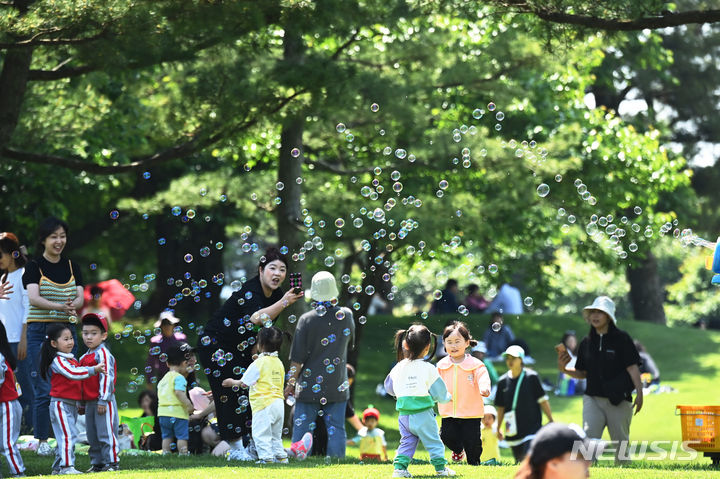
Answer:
346;406;388;462
157;345;194;455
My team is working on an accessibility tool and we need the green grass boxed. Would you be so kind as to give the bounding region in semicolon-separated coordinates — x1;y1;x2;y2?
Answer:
17;313;717;477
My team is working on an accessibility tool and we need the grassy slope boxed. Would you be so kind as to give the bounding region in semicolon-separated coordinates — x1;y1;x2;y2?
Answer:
16;313;720;476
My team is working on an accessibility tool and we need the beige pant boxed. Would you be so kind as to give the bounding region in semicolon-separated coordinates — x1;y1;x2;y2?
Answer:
582;395;633;463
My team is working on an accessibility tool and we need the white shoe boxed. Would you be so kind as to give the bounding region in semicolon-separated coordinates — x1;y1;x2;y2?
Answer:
246;440;259;460
56;467;83;475
37;442;53;456
227;447;254;462
392;470;413;478
274;457;289;464
436;467;456;476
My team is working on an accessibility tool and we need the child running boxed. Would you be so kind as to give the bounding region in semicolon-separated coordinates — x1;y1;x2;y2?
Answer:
0;322;24;477
79;313;119;472
41;323;104;475
222;326;288;464
384;323;455;477
437;321;491;465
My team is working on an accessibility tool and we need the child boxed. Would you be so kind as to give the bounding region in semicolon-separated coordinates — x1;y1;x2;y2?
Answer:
0;321;24;476
479;405;500;464
157;345;195;455
79;313;119;472
41;323;104;475
346;406;388;461
437;321;491;465
222;326;287;464
384;323;455;477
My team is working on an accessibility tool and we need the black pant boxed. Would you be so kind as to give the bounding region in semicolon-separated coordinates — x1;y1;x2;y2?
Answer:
511;441;530;463
197;343;253;443
440;417;483;465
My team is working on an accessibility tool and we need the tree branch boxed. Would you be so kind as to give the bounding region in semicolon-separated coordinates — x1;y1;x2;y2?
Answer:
532;8;720;31
1;90;305;174
27;65;94;81
0;28;107;49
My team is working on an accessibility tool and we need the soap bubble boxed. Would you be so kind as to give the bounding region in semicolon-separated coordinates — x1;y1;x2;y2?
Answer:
488;264;498;274
495;111;505;121
524;297;533;307
336;123;346;133
109;210;119;220
492;322;502;332
291;148;301;158
184;254;193;263
487;102;496;111
370;103;379;112
555;174;562;182
634;206;642;215
472;108;484;119
324;256;335;267
537;184;550;198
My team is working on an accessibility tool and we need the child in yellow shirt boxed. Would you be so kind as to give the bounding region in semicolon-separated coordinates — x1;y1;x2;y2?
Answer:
222;327;287;464
480;405;501;464
346;406;387;461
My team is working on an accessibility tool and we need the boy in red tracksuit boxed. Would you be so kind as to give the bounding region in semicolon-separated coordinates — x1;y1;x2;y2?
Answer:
79;313;119;472
41;323;104;475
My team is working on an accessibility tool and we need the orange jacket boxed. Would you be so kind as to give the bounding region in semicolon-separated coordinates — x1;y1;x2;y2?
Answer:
437;355;491;418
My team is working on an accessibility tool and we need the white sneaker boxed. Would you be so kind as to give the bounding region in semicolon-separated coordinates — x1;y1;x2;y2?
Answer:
37;442;53;456
436;467;456;476
246;440;259;460
274;457;289;464
227;447;253;462
56;467;83;475
392;470;413;478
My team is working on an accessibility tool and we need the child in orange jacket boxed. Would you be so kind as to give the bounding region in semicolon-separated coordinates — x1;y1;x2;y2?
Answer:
437;321;491;465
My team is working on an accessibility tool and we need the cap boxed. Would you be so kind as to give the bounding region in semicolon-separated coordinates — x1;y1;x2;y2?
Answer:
154;310;181;328
483;404;497;418
528;423;599;466
309;271;339;302
82;313;108;333
472;341;487;354
502;345;525;360
582;296;616;324
362;406;380;421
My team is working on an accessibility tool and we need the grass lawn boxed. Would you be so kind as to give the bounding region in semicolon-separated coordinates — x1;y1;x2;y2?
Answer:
16;313;718;477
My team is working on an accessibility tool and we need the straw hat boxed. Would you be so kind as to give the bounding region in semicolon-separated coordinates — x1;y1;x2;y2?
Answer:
308;271;339;302
582;296;616;323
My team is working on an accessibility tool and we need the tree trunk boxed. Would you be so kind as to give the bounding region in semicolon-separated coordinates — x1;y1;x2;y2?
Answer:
0;48;33;149
625;251;666;324
275;26;306;331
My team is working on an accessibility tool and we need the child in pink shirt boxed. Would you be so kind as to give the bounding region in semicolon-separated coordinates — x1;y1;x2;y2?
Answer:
437;321;491;465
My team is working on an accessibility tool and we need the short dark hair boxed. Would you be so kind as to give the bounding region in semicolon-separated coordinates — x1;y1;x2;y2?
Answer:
0;232;27;271
445;279;458;289
166;344;193;366
259;246;288;271
37;216;69;253
466;284;479;294
257;326;284;353
90;285;103;298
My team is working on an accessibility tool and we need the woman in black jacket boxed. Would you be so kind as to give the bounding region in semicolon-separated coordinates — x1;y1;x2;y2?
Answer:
196;247;302;458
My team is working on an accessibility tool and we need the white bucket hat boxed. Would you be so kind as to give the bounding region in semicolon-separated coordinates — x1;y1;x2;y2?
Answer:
582;296;616;323
309;271;339;302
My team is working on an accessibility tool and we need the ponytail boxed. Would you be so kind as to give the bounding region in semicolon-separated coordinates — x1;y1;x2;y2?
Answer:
393;329;408;362
40;324;71;379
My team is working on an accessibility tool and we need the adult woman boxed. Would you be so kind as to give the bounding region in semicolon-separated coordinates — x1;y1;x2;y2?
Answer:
514;422;593;479
0;232;34;433
558;296;643;463
22;217;84;455
197;247;302;460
